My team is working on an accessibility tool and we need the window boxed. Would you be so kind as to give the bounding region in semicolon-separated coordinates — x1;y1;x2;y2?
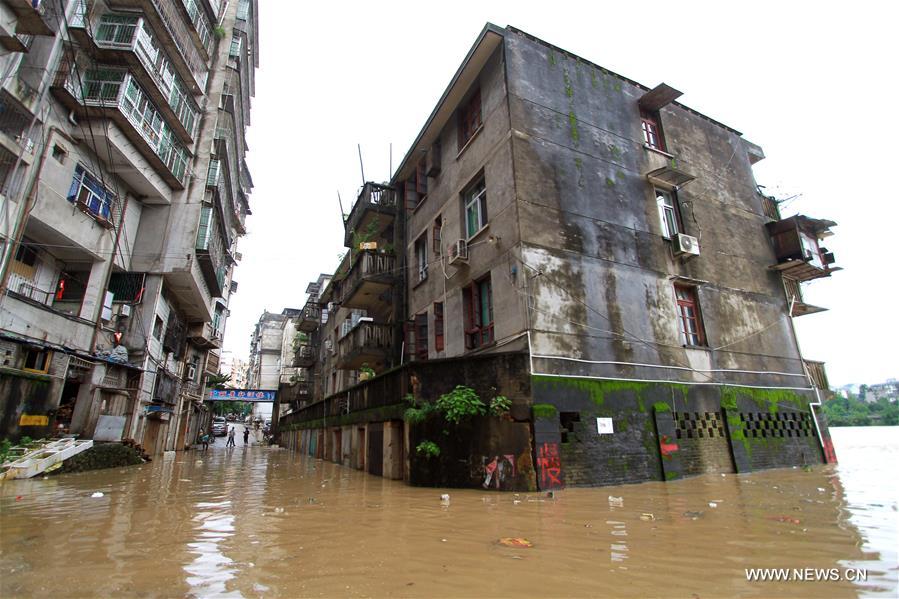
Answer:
68;164;115;222
51;144;67;164
463;275;494;349
55;270;87;303
415;313;429;361
800;233;824;268
153;316;165;340
655;188;682;239
464;178;488;239
640;108;666;151
434;302;444;352
433;215;442;255
14;242;37;268
405;158;428;208
23;348;51;373
674;285;705;347
108;272;145;303
458;89;482;150
95;14;139;45
414;234;428;283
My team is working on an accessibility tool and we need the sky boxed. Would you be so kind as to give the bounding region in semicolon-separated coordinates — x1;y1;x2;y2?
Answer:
224;0;899;387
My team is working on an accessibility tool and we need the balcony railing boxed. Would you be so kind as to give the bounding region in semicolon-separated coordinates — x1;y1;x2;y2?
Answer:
804;360;829;391
0;92;37;152
336;321;394;370
338;250;396;306
343;182;397;247
177;0;214;57
196;205;228;296
59;66;190;184
297;302;321;332
293;344;315;367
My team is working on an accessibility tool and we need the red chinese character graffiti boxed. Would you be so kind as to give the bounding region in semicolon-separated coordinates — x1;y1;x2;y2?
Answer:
659;434;679;460
537;442;562;488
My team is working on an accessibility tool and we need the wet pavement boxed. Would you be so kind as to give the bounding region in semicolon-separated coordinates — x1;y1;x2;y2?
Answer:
1;427;896;597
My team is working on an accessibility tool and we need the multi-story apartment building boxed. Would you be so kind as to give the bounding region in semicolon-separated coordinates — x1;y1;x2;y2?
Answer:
282;24;840;490
0;0;259;455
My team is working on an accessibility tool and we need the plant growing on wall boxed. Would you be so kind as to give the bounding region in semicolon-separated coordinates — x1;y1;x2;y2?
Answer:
489;395;511;417
435;385;486;425
359;363;376;380
213;26;226;39
415;440;440;459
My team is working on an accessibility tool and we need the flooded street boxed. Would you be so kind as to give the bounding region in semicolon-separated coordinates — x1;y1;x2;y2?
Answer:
1;427;896;598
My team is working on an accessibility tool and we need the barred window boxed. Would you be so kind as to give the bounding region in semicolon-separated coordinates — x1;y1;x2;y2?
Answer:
67;164;114;221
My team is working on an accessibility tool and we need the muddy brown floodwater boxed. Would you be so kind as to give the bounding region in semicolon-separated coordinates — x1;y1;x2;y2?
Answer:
1;427;896;598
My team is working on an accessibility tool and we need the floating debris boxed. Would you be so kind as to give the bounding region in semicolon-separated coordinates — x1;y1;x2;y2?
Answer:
683;511;703;520
608;496;624;507
91;492;104;498
640;513;655;521
498;537;534;548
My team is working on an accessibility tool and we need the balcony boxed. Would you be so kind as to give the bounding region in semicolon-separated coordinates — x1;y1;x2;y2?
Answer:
766;215;841;282
195;205;228;297
293;344;315;368
187;321;223;349
297;301;321;332
0;90;37;163
52;64;190;188
205;350;221;375
104;0;209;93
5;0;54;36
343;183;398;247
68;11;199;143
804;360;829;391
176;0;214;58
336;321;394;371
783;278;826;317
338;250;397;311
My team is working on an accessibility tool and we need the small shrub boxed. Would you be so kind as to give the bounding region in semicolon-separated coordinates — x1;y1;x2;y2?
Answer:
416;440;440;459
490;395;511;416
435;386;485;425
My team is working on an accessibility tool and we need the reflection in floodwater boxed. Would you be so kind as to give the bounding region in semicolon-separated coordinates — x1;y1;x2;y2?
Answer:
0;427;896;597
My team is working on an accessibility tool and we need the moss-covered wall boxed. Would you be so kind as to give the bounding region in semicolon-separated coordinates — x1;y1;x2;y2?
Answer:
531;375;825;487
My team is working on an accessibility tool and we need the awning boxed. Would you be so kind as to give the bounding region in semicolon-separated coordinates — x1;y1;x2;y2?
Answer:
646;165;696;189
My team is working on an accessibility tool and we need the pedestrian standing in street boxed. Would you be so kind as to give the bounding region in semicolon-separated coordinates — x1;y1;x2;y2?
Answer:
226;426;236;447
243;427;250;446
199;429;209;451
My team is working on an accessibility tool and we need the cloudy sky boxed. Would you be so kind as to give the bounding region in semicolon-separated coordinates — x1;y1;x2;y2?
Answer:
224;0;898;387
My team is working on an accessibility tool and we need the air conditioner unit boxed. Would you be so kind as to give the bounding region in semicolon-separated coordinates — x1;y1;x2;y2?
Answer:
449;239;469;265
186;364;197;381
674;233;700;257
118;304;132;318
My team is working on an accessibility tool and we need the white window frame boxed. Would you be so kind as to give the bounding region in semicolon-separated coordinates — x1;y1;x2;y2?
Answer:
655;188;679;239
68;164;115;221
415;234;428;283
465;179;488;239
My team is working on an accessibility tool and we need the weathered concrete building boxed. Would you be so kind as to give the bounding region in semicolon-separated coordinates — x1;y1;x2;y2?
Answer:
281;24;840;490
0;0;259;455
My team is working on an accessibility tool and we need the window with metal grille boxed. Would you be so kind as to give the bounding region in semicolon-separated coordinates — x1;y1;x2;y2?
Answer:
641;108;666;151
463;275;494;349
434;302;444;352
67;164;115;221
108;272;145;303
95;14;139;45
458;89;482;150
674;285;705;347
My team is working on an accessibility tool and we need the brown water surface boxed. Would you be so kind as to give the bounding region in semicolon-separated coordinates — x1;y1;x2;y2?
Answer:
1;426;896;597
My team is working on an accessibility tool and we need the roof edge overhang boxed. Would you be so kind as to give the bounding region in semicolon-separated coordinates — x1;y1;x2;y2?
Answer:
391;23;505;183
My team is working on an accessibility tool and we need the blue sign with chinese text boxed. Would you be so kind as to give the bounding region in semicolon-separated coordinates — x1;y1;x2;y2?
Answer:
208;389;277;402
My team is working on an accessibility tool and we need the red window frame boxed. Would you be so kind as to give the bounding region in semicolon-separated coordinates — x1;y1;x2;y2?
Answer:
640;108;666;151
463;275;494;349
415;312;429;361
458;89;482;150
674;284;705;347
434;302;444;352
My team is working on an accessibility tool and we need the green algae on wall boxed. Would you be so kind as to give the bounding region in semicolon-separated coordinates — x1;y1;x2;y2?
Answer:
532;403;557;419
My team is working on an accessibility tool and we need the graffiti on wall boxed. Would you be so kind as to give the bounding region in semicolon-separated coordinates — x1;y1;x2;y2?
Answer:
536;442;563;489
482;455;516;490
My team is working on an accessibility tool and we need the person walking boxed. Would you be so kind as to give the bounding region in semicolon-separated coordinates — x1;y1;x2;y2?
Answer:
199;429;209;451
226;426;236;447
243;427;250;446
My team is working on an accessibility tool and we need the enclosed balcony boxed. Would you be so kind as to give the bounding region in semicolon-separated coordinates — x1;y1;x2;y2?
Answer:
338;250;396;311
4;0;54;36
343;182;397;248
766;215;841;282
336;321;394;371
195;205;228;297
52;64;190;188
297;301;321;332
68;11;200;143
187;321;223;349
293;343;316;368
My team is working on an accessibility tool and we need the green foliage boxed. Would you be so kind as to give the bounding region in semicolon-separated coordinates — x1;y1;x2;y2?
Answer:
416;440;440;459
206;373;231;390
435;385;486;425
653;401;671;413
359;363;376;378
532;403;558;419
489;395;511;416
0;439;12;464
20;436;32;446
823;395;899;427
212;401;251;417
213;26;226;39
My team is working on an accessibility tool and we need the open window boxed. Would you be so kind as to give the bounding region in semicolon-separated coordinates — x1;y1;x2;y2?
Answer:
434;302;444;352
463;177;488;240
674;284;706;347
415;312;429;361
640;108;666;151
414;233;428;284
655;188;683;239
463;274;494;349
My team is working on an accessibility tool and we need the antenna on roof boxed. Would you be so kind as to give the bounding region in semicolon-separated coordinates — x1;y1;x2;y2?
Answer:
357;144;366;185
337;191;345;224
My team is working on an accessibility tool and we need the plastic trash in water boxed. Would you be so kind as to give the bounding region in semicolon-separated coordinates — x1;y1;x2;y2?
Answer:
709;502;718;508
498;537;534;548
640;513;655;521
440;494;450;504
91;492;104;498
608;495;624;507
